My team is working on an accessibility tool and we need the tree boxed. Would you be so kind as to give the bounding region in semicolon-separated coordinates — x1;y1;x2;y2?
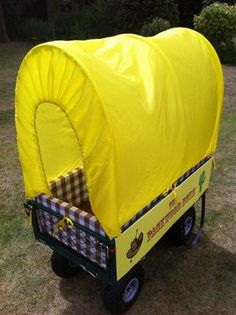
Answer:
0;0;9;42
46;0;56;39
72;0;179;39
203;0;236;5
176;0;202;27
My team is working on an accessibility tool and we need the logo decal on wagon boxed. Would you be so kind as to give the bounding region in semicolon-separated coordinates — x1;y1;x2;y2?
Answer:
147;188;196;242
199;170;206;192
126;229;143;262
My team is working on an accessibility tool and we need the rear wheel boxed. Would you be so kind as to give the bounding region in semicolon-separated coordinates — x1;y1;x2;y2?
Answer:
168;206;196;246
51;251;81;278
103;263;144;314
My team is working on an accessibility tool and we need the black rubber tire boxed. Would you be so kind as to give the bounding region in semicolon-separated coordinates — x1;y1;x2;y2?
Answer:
51;251;81;278
168;206;196;246
103;263;144;314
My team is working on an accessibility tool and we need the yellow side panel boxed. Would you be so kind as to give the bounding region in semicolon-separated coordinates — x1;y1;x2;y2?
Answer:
115;159;213;280
35;102;83;181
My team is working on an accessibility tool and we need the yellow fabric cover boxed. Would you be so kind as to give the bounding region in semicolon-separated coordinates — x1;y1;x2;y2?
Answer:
15;28;223;237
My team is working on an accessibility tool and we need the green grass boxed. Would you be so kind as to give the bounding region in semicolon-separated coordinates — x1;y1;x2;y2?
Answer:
0;43;236;315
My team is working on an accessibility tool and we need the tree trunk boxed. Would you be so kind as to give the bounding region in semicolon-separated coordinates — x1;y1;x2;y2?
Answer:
46;0;56;40
0;0;9;43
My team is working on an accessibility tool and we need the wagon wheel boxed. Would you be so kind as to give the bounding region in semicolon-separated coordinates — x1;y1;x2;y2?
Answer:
168;206;196;246
51;251;82;278
103;263;144;314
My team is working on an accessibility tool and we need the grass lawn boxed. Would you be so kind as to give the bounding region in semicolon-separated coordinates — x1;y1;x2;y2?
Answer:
0;42;236;315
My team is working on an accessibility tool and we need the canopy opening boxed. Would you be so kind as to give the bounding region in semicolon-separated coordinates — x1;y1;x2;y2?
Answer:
35;102;83;181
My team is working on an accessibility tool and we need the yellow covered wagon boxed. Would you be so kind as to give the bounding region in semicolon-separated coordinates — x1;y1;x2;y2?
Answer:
16;28;223;313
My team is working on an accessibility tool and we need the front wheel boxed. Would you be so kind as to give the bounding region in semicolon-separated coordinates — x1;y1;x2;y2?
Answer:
168;206;196;246
103;263;144;314
51;251;81;278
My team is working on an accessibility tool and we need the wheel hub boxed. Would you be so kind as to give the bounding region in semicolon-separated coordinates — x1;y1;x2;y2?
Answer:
123;277;139;303
184;216;193;236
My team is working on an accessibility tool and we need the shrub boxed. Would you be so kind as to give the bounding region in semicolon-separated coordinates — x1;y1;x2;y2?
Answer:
118;0;179;33
71;0;179;39
140;17;171;36
193;2;236;63
55;11;80;40
17;18;50;41
71;0;120;39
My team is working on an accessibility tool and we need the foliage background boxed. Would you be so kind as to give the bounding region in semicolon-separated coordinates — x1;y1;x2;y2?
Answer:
1;0;235;63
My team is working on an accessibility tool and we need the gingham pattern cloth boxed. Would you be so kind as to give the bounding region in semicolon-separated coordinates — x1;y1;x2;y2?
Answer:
36;193;107;269
48;167;88;207
36;156;210;267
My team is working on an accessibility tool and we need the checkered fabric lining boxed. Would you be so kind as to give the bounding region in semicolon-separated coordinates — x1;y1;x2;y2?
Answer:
48;167;88;207
36;156;210;269
36;193;107;269
122;156;210;230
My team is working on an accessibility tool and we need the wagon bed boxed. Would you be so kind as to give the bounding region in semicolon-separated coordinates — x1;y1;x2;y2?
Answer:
26;156;213;284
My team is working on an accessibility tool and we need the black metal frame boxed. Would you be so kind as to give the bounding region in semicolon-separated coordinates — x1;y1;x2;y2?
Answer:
25;191;207;285
191;192;206;246
28;199;117;284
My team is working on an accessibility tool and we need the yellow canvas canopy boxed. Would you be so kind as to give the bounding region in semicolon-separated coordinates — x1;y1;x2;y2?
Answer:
15;28;223;237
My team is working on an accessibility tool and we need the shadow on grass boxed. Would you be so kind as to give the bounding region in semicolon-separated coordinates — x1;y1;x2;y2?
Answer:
58;235;236;315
